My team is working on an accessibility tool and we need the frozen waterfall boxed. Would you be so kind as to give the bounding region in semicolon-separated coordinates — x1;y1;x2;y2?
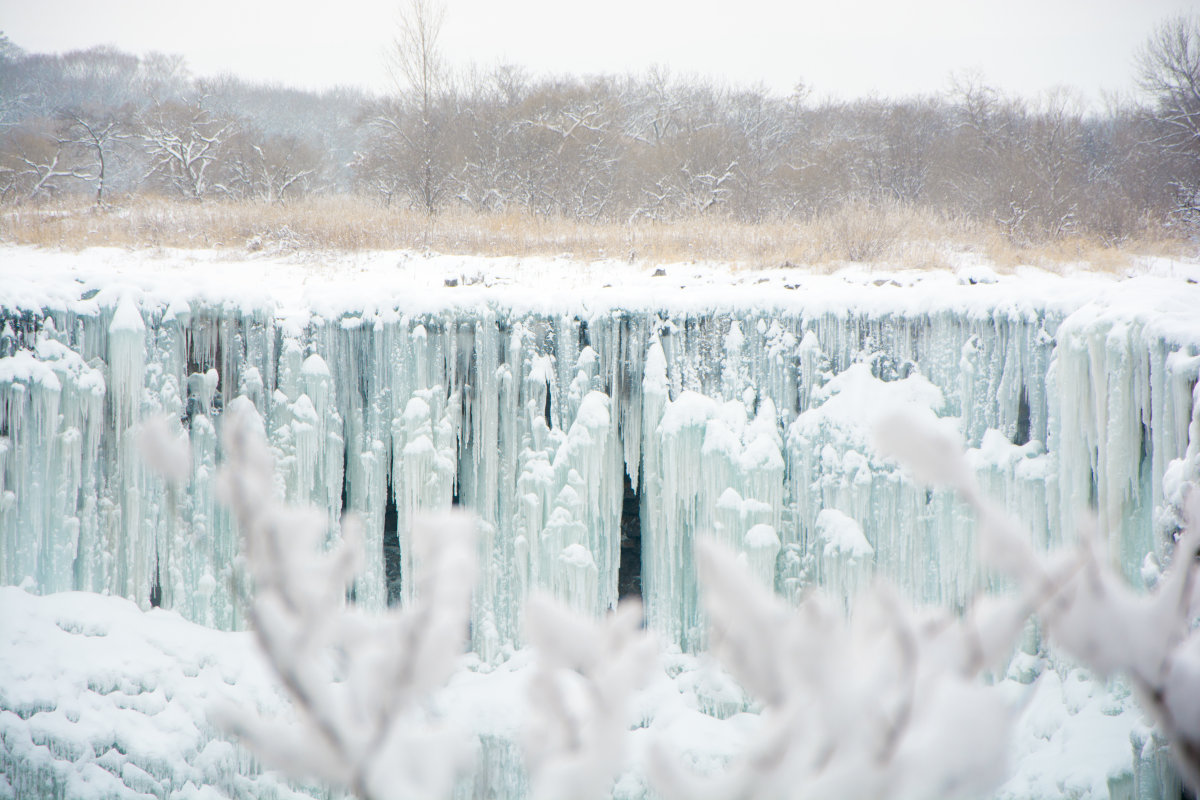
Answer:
3;252;1200;800
3;263;1198;660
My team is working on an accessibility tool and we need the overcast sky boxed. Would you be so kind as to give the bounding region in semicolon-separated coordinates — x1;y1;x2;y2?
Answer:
1;0;1195;104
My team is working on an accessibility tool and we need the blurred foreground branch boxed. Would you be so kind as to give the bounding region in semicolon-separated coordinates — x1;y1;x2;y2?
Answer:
649;535;1025;800
876;404;1200;790
524;594;657;800
212;398;477;800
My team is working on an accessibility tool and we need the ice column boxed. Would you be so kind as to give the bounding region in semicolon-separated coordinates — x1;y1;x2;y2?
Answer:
641;336;786;651
0;333;105;593
785;361;976;608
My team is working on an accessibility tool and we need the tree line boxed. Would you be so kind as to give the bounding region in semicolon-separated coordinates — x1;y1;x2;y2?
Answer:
2;13;1199;247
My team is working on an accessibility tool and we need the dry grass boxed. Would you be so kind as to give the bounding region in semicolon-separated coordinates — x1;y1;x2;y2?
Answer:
980;230;1192;274
0;194;1191;272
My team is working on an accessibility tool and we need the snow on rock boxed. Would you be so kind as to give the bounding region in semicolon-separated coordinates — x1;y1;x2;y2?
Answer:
995;667;1143;800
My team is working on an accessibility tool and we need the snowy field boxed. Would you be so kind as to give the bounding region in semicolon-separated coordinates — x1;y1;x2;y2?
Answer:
3;244;1200;799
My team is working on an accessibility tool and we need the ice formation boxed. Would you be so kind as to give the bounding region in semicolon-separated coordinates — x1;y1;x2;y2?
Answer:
5;262;1196;644
2;249;1200;798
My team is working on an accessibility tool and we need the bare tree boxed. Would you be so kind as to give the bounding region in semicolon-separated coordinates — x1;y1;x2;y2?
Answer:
385;0;452;214
1138;15;1200;157
1138;14;1200;220
0;116;89;201
60;107;128;204
223;128;322;202
0;32;29;131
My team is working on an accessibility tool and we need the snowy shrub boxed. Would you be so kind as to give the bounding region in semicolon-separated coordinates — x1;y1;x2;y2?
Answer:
647;536;1024;800
211;400;478;800
523;594;657;800
877;404;1200;792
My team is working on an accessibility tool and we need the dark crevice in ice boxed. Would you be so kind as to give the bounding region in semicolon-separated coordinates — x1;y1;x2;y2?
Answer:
384;469;402;606
345;448;359;604
1014;387;1031;446
213;328;224;401
149;558;162;608
185;331;202;377
617;467;643;602
1088;462;1099;511
340;446;351;517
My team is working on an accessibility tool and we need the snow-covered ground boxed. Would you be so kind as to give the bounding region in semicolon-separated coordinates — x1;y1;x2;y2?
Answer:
0;584;1146;800
3;245;1199;329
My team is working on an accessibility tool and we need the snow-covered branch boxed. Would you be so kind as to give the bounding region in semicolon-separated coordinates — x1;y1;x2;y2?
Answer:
875;403;1200;791
138;100;234;199
523;594;657;800
212;398;477;800
649;537;1022;800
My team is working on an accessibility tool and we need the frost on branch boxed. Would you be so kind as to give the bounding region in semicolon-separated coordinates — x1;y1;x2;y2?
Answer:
136;414;192;486
650;538;1022;800
212;398;477;800
876;403;1200;792
523;594;657;800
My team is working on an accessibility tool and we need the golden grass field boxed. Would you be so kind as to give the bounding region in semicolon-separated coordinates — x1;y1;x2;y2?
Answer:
1;195;1190;272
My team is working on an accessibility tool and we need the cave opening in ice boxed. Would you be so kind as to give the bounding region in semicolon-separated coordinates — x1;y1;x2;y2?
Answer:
384;468;402;606
618;467;643;601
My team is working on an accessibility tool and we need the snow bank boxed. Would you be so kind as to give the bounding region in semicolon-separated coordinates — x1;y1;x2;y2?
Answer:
0;586;1146;800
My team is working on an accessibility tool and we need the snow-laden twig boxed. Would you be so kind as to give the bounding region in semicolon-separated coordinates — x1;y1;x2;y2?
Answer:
650;537;1024;800
137;415;192;485
212;398;477;800
523;594;658;800
876;403;1200;791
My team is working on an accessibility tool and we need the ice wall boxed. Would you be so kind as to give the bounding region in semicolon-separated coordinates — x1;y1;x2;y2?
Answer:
2;275;1199;656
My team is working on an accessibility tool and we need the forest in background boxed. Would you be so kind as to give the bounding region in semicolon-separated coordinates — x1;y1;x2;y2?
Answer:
2;13;1199;262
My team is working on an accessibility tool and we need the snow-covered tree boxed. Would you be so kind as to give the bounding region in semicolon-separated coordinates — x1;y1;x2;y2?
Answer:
1138;14;1200;223
523;594;657;800
60;106;129;204
222;128;322;202
0;116;89;201
137;98;234;200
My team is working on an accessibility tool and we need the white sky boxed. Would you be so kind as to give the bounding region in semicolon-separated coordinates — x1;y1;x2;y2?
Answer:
1;0;1196;104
